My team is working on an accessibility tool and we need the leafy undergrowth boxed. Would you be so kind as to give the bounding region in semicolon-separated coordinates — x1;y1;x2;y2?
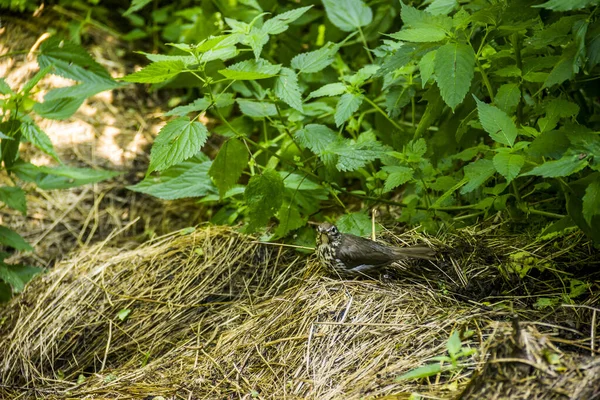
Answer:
0;224;597;399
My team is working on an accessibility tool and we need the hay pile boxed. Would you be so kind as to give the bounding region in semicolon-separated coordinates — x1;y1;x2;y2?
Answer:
0;225;598;399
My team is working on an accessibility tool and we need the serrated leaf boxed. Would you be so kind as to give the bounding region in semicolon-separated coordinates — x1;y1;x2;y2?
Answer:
10;163;120;190
382;166;413;192
426;0;457;15
334;93;363;127
307;82;347;99
328;138;386;172
137;52;196;64
0;186;27;215
219;59;281;80
20;122;60;162
0;226;33;251
582;181;600;226
274;67;303;111
122;60;185;83
263;6;312;35
419;50;436;88
543;51;575;88
165;98;211;117
385;86;413;119
33;97;85;120
149;117;209;173
494;83;520;115
0;262;42;293
434;43;475;110
209;139;248;197
129;158;217;200
337;212;372;236
243;27;269;60
537;99;579;133
533;0;597;11
460;159;495;194
0;78;13;95
21;65;53;95
295;124;338;167
291;42;338;73
493;152;524;183
475;98;518;147
522;152;588;178
198;46;239;63
245;169;284;232
42;81;120;102
123;0;152;16
237;99;277;118
274;201;306;238
323;0;373;32
38;37;113;83
390;27;447;42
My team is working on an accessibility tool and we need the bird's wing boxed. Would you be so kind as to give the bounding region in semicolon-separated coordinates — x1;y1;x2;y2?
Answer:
336;234;395;269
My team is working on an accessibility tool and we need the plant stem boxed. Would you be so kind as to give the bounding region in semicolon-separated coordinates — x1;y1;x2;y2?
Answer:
527;208;565;219
362;96;404;132
357;27;374;63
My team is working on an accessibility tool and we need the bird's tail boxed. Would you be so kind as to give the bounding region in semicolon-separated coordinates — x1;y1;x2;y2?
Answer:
392;245;436;261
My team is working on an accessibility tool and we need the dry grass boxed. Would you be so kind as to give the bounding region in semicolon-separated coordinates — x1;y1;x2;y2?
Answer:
1;225;598;399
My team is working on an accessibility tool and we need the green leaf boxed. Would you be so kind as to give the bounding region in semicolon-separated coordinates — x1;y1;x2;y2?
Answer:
533;0;597;11
244;27;269;60
165;98;211;117
245;169;284;232
543;50;575;88
21;65;53;95
274;67;303;112
20;122;60;162
38;37;113;83
307;83;347;99
129;158;217;200
396;363;444;381
219;59;281;80
0;78;13;95
323;0;373;32
263;6;312;35
274;201;306;238
123;0;152;16
237;99;277;118
460;159;495;194
446;331;461;358
334;93;363;127
494;83;520;115
328;137;386;172
382;166;413;192
434;43;475;110
33;97;85;120
385;86;414;119
149;117;209;173
390;27;447;42
337;212;372;237
426;0;457;15
537;99;579;133
493;152;524;184
475;98;518;147
116;308;132;321
11;163;120;190
0;226;33;251
291;42;338;73
138;52;196;65
295;124;338;167
0;262;42;293
522;152;588;178
121;60;185;83
209;139;248;197
583;181;600;226
0;186;27;215
419;50;436;88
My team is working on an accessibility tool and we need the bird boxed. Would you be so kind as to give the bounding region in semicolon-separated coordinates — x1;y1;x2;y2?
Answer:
316;222;435;274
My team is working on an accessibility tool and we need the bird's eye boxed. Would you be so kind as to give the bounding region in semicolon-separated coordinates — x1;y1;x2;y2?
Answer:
330;226;337;234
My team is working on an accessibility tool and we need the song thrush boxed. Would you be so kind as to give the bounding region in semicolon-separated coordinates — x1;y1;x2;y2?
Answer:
316;222;435;274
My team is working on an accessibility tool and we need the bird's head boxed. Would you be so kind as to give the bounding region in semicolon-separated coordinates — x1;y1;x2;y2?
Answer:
316;222;341;244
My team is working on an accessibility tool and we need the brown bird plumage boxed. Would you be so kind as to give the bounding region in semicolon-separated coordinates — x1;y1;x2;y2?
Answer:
316;222;435;274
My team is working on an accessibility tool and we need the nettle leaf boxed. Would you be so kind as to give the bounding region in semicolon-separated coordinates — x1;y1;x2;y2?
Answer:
543;48;575;88
0;186;27;215
385;86;414;119
209;139;248;197
295;124;338;167
335;93;363;127
382;166;414;192
434;43;475;110
38;37;113;83
123;0;152;16
522;152;588;178
337;212;373;237
460;159;495;194
583;181;600;225
537;99;579;133
493;152;524;183
475;98;518;147
390;27;447;42
199;46;239;63
33;97;85;120
219;59;281;80
274;67;303;112
165;98;211;117
323;0;373;32
20;122;60;162
307;83;347;99
534;0;597;11
149;117;209;173
263;6;312;35
426;0;457;15
291;42;338;73
400;1;453;30
122;60;185;83
244;27;269;60
138;52;196;65
11;163;120;190
0;262;43;293
237;99;277;118
0;226;33;251
274;201;306;238
494;83;520;115
245;169;284;232
419;50;436;88
129;158;216;200
328;138;386;172
0;78;14;95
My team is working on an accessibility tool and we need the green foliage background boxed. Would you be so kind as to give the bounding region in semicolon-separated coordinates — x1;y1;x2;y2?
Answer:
122;0;600;244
